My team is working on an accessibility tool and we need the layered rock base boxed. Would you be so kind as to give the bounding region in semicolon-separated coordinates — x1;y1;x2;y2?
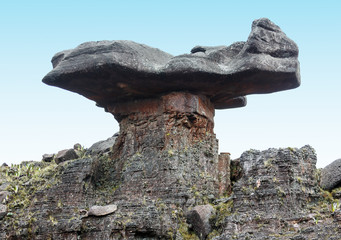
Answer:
1;142;341;239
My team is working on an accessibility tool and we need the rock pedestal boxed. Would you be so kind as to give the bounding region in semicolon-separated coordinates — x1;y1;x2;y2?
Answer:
109;92;215;152
92;92;220;200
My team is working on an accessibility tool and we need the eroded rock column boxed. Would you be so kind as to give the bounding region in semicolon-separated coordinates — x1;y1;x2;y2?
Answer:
101;92;221;200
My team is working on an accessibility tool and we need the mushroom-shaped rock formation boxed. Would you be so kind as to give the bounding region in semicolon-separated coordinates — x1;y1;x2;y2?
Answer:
42;18;300;200
43;18;299;110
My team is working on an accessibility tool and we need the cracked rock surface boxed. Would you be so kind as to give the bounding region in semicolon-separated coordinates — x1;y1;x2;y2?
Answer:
43;18;300;110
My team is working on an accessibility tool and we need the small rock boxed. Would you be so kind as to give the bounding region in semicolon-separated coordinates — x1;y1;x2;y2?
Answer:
73;143;82;151
42;153;55;162
332;188;341;199
0;204;7;219
290;235;306;240
87;204;117;217
0;191;10;203
0;182;10;191
301;227;314;234
333;209;341;222
214;196;233;204
55;149;79;164
186;205;214;239
320;158;341;190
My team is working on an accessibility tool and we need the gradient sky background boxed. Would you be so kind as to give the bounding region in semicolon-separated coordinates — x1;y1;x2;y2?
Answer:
0;0;340;168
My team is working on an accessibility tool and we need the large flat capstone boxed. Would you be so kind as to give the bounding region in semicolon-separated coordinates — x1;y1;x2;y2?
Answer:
42;18;300;110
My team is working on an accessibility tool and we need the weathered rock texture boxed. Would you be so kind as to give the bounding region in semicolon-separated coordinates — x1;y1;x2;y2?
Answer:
55;148;79;164
212;146;338;240
1;145;340;239
4;18;338;240
186;205;215;239
321;158;341;190
39;19;301;237
86;204;117;217
86;133;118;157
42;18;300;110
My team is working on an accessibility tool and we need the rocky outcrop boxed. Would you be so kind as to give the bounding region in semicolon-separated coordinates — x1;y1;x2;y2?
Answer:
321;158;341;190
4;18;339;239
55;148;79;164
233;146;320;218
212;146;339;240
86;133;118;156
42;18;300;110
1;145;340;239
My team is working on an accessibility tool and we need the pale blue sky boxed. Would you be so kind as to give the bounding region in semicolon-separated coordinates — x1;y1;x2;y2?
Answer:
0;1;340;168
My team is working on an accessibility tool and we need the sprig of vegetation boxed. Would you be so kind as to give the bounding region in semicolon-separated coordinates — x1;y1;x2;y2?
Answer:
332;201;340;213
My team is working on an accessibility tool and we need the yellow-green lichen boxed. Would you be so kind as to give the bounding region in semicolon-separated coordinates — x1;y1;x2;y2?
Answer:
177;221;200;240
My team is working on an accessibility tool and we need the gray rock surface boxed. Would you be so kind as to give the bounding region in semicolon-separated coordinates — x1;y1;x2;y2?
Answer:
0;204;7;220
1;145;340;239
186;205;214;239
42;18;300;110
5;18;333;240
42;153;55;162
55;148;79;164
320;158;341;190
87;204;117;217
0;191;10;203
73;143;82;151
212;146;341;240
0;182;9;192
86;133;118;156
232;145;320;218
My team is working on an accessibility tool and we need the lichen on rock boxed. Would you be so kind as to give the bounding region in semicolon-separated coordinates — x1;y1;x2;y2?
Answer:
2;18;339;239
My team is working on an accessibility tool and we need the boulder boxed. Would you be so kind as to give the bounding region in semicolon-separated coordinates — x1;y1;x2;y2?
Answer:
186;205;214;239
320;158;341;190
42;153;55;162
55;149;79;164
87;204;117;217
86;133;118;156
